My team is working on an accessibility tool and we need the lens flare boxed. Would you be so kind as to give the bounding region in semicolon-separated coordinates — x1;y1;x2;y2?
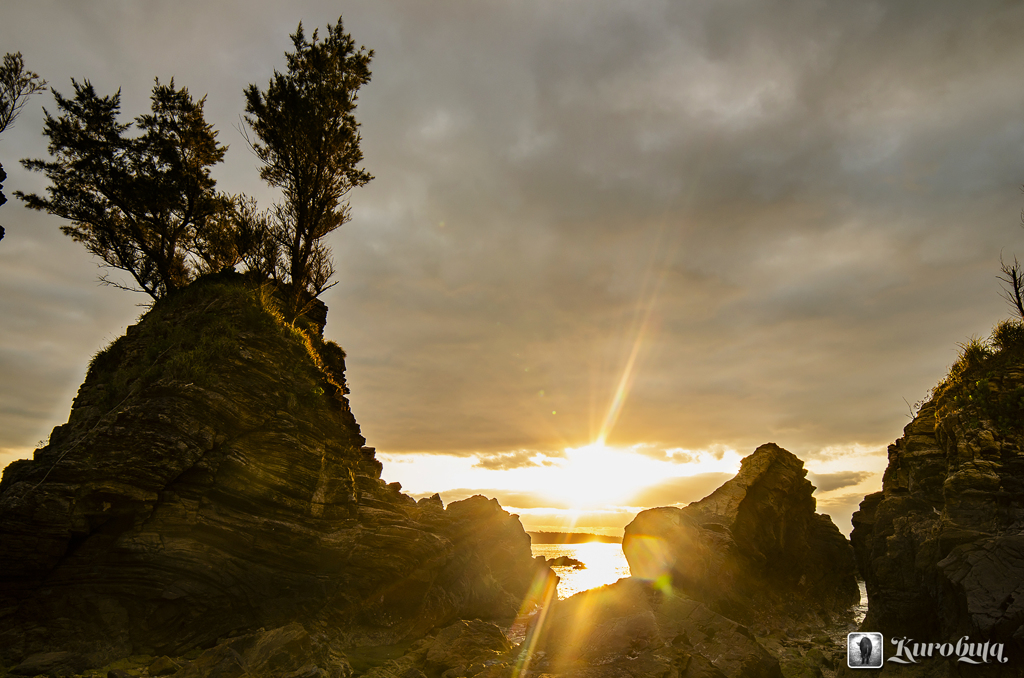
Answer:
593;216;680;449
594;280;660;448
511;566;558;678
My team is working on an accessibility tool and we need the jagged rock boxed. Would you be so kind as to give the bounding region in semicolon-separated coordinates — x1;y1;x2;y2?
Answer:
522;577;783;678
0;273;548;665
424;619;512;674
623;443;859;626
851;389;1024;650
174;623;349;678
357;620;512;678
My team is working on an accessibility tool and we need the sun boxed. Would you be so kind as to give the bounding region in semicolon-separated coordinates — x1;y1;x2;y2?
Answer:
537;442;664;510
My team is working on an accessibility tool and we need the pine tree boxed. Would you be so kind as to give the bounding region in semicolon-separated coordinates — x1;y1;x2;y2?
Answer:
18;78;230;298
243;16;373;319
0;51;48;244
0;51;47;136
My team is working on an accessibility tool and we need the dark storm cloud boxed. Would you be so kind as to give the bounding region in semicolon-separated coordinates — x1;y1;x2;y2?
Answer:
3;1;1024;473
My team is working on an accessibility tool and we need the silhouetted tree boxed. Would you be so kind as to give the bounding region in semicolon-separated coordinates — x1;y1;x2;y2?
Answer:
243;16;373;319
17;78;231;298
0;52;48;244
0;52;47;136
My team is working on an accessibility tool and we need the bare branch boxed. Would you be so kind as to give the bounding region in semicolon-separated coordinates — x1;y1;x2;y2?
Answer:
998;254;1024;320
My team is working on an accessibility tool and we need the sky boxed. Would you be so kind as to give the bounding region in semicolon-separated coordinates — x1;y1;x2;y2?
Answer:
3;0;1024;536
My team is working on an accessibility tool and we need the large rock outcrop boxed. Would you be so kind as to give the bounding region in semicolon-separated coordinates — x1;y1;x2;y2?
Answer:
0;273;545;666
623;443;859;626
851;342;1024;655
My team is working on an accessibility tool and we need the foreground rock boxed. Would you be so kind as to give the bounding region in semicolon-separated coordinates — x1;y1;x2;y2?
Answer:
359;619;514;678
175;623;351;678
0;273;547;666
524;578;783;678
623;443;859;628
364;580;782;678
8;651;90;677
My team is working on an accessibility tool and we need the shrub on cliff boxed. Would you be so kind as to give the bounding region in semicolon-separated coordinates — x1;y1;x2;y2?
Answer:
88;270;349;411
933;319;1024;433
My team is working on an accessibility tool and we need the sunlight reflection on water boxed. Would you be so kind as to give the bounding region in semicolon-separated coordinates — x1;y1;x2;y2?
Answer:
531;542;631;599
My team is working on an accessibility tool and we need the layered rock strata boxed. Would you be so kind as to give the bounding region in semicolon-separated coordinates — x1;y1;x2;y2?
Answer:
623;443;859;625
851;387;1024;651
0;273;544;666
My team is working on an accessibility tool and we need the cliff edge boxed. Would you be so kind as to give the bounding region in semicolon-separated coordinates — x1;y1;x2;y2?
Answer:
851;321;1024;661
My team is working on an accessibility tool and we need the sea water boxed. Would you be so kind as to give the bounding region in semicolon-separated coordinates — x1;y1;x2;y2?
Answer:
531;542;631;599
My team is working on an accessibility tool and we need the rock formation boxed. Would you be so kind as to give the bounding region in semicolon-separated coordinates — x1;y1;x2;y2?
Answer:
357;578;784;678
522;577;784;678
544;556;585;569
0;272;546;667
359;445;862;678
623;443;859;626
851;341;1024;657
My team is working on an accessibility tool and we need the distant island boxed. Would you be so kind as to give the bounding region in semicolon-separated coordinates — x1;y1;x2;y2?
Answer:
528;531;621;544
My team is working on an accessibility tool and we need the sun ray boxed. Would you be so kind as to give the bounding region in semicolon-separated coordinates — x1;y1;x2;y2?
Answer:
595;259;665;447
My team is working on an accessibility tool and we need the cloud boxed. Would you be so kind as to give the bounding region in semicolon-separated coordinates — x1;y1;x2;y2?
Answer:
625;473;734;508
3;0;1024;477
473;449;565;470
808;471;874;493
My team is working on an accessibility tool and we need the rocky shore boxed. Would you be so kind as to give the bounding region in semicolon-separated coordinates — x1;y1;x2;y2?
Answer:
300;444;861;678
15;271;1015;677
